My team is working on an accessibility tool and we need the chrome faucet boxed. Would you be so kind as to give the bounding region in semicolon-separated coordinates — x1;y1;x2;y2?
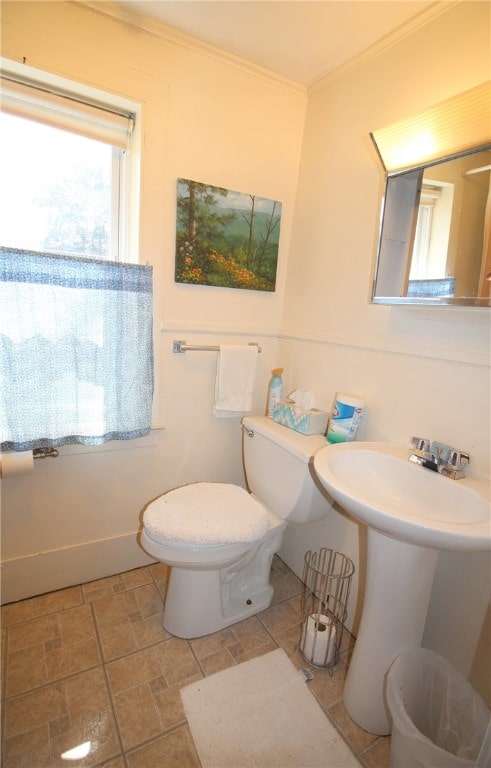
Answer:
409;437;470;479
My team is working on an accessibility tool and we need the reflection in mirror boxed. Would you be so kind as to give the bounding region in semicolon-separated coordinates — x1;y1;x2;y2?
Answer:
370;82;491;306
372;147;491;305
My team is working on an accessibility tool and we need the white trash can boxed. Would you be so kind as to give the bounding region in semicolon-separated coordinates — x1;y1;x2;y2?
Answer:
386;648;490;768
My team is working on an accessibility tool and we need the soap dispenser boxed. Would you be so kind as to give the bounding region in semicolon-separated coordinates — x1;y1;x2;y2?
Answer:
266;368;283;418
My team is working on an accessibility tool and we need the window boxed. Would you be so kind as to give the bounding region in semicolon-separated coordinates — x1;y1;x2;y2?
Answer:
0;64;153;450
410;181;453;281
0;66;138;261
410;191;436;280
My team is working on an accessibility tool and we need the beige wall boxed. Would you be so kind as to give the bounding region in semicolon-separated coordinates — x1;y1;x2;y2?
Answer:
0;0;306;596
279;0;490;703
1;0;490;701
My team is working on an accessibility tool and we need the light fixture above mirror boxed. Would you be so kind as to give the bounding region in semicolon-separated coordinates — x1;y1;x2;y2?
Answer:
370;82;491;307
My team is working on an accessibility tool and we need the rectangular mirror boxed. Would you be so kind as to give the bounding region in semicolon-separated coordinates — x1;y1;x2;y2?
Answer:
372;147;491;306
370;82;490;307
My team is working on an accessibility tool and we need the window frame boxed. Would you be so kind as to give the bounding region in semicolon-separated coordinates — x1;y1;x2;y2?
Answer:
0;57;141;263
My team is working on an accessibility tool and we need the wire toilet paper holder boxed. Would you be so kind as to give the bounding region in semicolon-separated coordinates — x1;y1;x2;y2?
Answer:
299;547;354;673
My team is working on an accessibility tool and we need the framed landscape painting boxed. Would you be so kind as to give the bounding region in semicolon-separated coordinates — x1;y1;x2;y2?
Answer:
175;178;281;291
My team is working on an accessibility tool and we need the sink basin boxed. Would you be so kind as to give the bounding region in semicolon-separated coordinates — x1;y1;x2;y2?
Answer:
313;441;491;552
313;440;491;735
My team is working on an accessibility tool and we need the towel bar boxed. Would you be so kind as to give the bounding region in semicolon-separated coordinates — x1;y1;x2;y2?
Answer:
173;340;261;353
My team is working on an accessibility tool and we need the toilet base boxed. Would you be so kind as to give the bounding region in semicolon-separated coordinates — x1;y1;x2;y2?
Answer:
162;526;285;638
162;567;274;638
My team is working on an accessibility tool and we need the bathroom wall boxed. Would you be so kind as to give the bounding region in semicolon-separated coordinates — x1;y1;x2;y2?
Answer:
0;0;306;599
277;1;490;703
1;0;489;702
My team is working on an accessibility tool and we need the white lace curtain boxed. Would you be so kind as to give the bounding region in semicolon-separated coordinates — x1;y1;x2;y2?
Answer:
0;247;153;451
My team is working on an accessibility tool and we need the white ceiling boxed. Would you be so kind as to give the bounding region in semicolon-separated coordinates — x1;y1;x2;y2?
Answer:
115;1;444;86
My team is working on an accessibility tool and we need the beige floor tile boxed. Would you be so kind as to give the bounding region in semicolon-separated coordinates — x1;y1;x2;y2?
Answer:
269;563;304;604
6;643;48;696
4;680;68;739
106;646;164;695
51;668;122;767
148;561;169;583
154;637;202;685
132;582;164;617
307;662;347;709
1;586;83;626
197;646;237;675
81;574;127;603
51;714;121;767
230;637;278;663
7;612;60;652
59;604;97;645
1;624;6;693
97;608;169;661
189;626;238;659
148;561;170;601
101;758;127;768
1;556;376;767
230;614;274;653
107;642;201;750
327;699;380;755
46;637;101;682
360;735;391;768
91;590;140;625
131;611;169;647
271;621;303;660
5;605;101;695
97;615;142;661
285;591;303;616
64;667;117;727
189;614;277;668
112;682;163;750
153;679;194;730
119;566;154;590
3;724;52;768
126;727;200;768
258;599;302;634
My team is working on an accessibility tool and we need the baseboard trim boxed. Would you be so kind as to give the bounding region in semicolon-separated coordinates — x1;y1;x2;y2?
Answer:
1;532;155;604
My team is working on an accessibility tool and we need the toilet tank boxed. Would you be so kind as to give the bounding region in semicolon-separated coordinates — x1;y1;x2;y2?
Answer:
242;415;329;523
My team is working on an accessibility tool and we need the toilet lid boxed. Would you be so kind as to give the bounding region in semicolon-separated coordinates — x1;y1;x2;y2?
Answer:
143;482;270;545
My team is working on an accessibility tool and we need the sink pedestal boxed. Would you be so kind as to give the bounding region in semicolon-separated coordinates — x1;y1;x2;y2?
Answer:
312;440;490;734
343;529;438;735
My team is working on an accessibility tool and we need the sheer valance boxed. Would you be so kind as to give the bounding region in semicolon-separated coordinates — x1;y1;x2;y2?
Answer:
0;247;153;451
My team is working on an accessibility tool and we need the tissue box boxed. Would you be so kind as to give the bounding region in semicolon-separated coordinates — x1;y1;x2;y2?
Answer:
272;401;328;435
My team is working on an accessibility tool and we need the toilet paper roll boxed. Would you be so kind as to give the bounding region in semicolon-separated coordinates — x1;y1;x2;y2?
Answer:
301;614;336;666
0;451;34;478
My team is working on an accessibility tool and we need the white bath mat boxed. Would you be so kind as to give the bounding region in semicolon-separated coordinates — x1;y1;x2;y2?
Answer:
181;648;362;767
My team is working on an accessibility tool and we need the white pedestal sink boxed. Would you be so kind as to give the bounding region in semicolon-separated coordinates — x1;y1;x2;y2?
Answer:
313;442;491;735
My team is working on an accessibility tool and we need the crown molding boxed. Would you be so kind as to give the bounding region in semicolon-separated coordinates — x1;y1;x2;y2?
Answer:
74;1;459;96
72;1;307;95
309;1;460;93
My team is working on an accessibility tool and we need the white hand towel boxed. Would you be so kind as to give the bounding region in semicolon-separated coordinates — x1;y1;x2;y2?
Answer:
213;345;258;417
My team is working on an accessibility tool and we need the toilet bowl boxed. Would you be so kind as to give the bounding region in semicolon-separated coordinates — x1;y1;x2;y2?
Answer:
140;416;329;638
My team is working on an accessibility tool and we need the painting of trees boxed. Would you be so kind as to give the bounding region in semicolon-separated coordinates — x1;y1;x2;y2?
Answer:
175;178;281;291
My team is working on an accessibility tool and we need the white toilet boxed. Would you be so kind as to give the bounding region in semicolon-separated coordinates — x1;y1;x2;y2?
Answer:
140;415;328;638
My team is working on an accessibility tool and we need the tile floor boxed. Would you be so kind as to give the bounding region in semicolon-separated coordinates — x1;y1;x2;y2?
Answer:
1;556;390;768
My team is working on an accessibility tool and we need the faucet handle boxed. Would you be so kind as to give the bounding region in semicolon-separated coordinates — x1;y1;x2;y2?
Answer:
430;441;452;462
449;449;470;470
437;446;470;479
411;436;431;452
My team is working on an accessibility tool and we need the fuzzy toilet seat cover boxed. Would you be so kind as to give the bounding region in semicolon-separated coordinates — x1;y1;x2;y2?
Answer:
143;482;270;545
